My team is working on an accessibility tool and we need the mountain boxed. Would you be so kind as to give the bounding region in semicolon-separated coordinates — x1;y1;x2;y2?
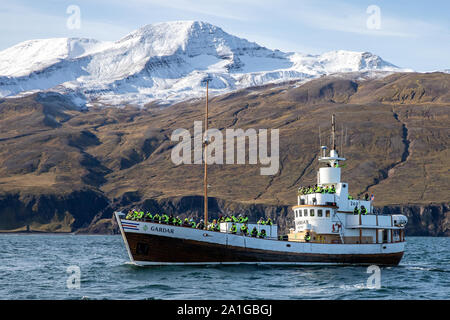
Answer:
0;21;408;107
0;72;448;235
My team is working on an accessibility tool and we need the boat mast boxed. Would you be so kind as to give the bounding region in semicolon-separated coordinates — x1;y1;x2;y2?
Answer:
204;79;209;228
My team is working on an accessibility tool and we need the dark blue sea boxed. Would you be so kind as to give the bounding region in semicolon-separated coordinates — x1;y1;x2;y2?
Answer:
0;235;448;300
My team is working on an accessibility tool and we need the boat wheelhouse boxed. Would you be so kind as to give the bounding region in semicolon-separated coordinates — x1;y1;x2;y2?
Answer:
291;141;406;245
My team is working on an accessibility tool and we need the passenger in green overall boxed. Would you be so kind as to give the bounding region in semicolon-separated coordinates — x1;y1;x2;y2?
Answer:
240;224;248;236
153;213;161;223
239;215;249;223
126;210;133;220
209;220;218;231
197;220;205;229
258;229;267;239
330;185;336;194
161;214;169;224
304;232;311;242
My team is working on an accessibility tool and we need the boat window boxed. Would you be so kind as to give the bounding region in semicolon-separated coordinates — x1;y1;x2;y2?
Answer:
310;209;315;217
299;210;302;217
318;209;323;217
304;209;308;217
326;210;330;217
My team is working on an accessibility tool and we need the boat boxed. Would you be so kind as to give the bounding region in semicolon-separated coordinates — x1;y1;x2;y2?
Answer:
115;82;408;266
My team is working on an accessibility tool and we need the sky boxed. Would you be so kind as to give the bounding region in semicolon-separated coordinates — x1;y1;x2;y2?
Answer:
0;0;449;71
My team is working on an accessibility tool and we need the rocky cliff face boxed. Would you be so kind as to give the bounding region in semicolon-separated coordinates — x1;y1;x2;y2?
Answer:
379;204;449;237
0;72;448;236
0;190;110;232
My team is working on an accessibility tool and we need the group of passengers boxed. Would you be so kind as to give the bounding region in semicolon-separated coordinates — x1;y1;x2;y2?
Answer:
353;205;369;215
299;186;373;204
125;210;273;238
298;184;336;195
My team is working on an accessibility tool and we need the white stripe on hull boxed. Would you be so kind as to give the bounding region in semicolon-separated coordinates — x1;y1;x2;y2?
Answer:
132;261;347;266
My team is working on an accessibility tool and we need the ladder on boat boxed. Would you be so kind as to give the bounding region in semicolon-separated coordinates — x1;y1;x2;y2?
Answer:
332;212;345;244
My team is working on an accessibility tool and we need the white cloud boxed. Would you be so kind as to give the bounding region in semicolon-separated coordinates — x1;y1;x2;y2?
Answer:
110;0;255;22
286;1;446;38
0;2;131;50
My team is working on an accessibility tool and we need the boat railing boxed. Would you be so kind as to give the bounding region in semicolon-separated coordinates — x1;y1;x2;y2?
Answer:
300;193;337;206
119;216;280;238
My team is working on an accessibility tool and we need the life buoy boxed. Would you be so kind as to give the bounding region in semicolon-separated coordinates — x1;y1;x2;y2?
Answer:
332;223;341;233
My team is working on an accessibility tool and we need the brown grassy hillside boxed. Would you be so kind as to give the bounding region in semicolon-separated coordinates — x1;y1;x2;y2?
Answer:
0;72;448;232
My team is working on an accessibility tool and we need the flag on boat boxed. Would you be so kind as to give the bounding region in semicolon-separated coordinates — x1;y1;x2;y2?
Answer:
122;222;139;230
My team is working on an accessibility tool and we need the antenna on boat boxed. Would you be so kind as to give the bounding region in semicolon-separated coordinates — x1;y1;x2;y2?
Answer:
318;126;322;153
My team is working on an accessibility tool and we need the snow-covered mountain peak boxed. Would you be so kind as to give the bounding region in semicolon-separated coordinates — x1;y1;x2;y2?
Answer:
0;37;105;77
116;21;200;56
0;20;411;107
116;20;265;59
